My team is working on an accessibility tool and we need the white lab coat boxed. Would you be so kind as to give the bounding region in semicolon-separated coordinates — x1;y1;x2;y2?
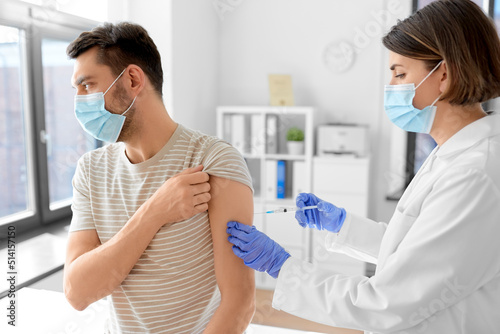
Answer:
272;112;500;334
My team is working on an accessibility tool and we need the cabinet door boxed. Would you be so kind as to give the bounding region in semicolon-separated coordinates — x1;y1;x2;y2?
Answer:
312;158;369;215
311;158;370;276
264;211;306;255
255;203;310;290
310;192;367;277
315;193;368;217
252;204;269;288
313;159;368;195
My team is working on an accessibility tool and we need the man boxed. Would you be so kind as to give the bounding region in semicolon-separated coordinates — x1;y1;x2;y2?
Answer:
64;22;255;333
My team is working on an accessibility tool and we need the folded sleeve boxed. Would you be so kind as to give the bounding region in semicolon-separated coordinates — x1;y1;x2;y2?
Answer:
201;140;254;192
69;154;96;232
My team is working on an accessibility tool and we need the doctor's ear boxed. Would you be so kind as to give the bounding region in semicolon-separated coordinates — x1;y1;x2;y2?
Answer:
124;65;145;94
438;61;448;94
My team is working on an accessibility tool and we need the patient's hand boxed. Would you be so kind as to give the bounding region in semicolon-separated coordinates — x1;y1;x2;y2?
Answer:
146;165;211;227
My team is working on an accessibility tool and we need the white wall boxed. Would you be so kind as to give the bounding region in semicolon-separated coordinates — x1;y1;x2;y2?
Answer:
217;0;411;221
168;0;219;135
219;0;381;123
109;0;173;118
116;0;412;222
114;0;219;136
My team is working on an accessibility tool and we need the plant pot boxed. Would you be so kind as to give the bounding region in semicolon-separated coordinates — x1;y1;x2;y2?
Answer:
287;141;304;155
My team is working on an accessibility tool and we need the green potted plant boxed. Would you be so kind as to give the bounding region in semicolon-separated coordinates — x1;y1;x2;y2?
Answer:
286;127;305;155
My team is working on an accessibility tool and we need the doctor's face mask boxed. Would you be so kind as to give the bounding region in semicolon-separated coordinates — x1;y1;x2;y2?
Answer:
74;68;137;143
384;61;443;134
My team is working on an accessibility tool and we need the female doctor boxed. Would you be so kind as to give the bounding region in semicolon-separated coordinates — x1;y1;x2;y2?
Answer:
227;1;500;333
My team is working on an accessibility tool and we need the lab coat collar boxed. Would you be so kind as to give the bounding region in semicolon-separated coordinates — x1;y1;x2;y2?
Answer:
436;111;500;158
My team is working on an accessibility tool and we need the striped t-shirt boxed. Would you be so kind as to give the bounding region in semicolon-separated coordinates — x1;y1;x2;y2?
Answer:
70;124;253;333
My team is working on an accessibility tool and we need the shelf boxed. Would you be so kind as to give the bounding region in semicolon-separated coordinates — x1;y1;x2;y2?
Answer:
242;154;264;160
243;153;307;161
254;198;296;204
218;105;314;290
264;154;307;161
217;105;314;115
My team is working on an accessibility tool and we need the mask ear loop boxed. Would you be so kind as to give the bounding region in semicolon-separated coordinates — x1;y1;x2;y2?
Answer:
104;68;127;96
430;94;441;107
103;68;137;116
415;60;443;90
121;96;137;116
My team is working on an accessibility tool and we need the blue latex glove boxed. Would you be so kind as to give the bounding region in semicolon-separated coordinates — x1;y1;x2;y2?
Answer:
227;221;290;279
295;193;346;232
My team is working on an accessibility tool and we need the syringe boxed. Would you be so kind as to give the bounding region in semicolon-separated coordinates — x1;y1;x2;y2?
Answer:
255;205;318;214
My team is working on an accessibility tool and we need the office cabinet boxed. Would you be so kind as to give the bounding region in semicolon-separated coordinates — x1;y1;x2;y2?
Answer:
311;156;370;276
217;106;314;289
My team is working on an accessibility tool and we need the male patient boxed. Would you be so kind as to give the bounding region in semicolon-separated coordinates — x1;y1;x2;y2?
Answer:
64;22;255;333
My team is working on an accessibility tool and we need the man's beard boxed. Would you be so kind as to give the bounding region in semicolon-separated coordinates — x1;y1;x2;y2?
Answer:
111;83;137;142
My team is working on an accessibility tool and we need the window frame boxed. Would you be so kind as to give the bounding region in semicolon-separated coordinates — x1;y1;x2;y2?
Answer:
404;0;497;189
0;17;38;232
0;0;99;235
32;26;95;225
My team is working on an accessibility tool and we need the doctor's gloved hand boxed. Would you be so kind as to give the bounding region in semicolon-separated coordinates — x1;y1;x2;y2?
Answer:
295;193;346;233
227;221;290;279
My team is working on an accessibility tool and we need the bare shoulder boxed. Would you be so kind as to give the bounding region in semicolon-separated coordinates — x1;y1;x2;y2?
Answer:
208;176;253;226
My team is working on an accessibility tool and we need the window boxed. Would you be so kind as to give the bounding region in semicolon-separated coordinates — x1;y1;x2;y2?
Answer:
0;1;99;231
18;0;109;22
41;39;97;210
496;0;500;34
416;0;488;10
0;25;34;222
488;1;500;123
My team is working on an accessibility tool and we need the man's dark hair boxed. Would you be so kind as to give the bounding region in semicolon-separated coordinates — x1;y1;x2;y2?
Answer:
67;22;163;96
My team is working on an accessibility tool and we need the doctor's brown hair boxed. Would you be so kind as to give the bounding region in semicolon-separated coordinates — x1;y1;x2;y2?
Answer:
382;0;500;105
67;22;163;97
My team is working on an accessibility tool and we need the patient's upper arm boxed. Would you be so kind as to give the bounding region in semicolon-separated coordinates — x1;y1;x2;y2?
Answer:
207;176;255;296
65;229;101;267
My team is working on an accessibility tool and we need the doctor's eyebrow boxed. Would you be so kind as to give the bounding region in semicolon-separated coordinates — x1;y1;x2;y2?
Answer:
390;64;403;71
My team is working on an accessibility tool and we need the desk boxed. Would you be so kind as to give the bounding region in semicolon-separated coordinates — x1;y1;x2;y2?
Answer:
0;288;329;334
0;288;106;333
0;233;66;299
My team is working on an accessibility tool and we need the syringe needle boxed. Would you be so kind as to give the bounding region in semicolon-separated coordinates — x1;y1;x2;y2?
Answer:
254;205;318;214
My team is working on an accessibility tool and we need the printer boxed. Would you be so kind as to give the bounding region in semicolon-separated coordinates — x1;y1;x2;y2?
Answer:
316;124;368;157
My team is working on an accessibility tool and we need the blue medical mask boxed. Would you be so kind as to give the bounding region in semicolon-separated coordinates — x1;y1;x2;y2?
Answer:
74;68;137;143
384;61;443;134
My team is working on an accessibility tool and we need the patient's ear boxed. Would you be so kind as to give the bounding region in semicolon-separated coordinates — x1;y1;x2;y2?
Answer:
125;65;145;95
